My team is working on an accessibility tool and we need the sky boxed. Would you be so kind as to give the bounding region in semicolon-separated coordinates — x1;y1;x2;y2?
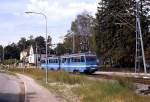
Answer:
0;0;99;46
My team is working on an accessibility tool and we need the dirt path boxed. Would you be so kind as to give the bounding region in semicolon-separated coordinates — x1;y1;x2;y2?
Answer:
17;74;60;102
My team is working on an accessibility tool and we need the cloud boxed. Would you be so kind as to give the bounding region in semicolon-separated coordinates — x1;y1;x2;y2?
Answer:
0;0;99;45
24;0;99;44
26;0;98;21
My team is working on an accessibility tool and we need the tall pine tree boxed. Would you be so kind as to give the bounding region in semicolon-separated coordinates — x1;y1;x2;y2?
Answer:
95;0;150;67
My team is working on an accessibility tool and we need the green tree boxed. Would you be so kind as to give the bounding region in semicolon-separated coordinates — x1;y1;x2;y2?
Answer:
17;37;27;51
26;36;36;48
64;12;96;53
35;36;45;48
55;43;66;56
5;43;20;59
95;0;150;67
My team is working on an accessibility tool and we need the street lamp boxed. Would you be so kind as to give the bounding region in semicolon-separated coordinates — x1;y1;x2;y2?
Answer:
2;46;4;61
25;11;48;83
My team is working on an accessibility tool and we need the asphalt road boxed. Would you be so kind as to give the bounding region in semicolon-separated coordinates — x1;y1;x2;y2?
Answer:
0;73;21;102
0;72;60;102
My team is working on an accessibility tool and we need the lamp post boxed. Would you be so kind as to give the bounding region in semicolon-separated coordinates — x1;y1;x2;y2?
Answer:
25;11;48;83
2;46;4;61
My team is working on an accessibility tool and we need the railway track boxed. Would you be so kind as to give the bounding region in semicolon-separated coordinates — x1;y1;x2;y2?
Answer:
89;73;150;85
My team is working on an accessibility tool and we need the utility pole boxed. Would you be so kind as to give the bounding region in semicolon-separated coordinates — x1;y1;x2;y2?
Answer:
108;0;148;75
135;1;147;75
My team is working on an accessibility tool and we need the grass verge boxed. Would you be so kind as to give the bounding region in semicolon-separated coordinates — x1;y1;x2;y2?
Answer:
8;68;150;102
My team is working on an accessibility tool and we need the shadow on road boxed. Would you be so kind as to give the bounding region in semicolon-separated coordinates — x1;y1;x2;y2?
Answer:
0;91;37;102
0;93;20;102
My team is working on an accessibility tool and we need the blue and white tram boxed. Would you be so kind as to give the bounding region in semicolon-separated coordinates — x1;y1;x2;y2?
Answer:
61;53;98;73
41;52;98;74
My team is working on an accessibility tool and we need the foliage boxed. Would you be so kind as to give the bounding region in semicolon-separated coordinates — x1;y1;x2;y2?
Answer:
63;12;96;53
0;35;50;60
54;43;67;56
5;43;20;59
73;79;150;102
95;0;150;67
2;59;18;65
35;36;46;48
9;68;85;85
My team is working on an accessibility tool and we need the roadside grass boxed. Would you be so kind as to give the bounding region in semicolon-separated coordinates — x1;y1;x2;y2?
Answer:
8;68;150;102
73;80;134;102
8;68;85;85
0;67;17;76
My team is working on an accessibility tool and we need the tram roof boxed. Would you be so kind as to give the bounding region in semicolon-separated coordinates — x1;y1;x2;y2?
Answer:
62;52;96;57
41;52;97;60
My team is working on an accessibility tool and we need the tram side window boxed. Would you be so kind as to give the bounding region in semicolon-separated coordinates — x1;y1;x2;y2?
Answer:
71;57;75;62
86;56;96;62
49;59;51;63
41;60;46;64
71;57;76;62
76;57;80;62
55;59;58;63
53;59;56;63
67;58;70;63
62;58;66;63
71;57;74;62
53;60;55;63
57;59;59;63
81;56;85;62
71;57;81;62
50;59;54;63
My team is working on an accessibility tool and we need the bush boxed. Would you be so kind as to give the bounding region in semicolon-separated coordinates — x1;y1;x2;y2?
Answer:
115;77;135;90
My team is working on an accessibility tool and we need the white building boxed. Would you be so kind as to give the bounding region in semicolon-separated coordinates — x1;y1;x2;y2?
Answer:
28;45;35;64
20;51;28;61
20;45;46;66
28;45;47;65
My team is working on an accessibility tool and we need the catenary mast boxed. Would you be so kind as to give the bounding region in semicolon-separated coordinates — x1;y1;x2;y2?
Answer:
135;0;147;74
